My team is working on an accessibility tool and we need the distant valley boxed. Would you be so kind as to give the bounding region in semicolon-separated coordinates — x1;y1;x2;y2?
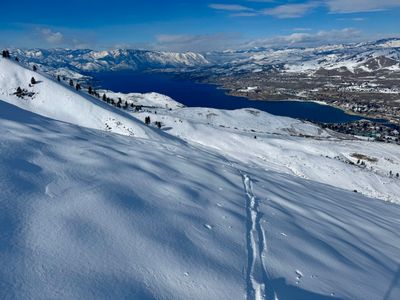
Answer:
9;37;400;132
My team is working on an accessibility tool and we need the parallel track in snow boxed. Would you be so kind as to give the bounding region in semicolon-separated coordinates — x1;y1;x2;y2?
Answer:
242;173;273;300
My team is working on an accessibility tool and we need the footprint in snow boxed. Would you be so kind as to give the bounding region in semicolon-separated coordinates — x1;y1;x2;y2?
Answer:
295;270;303;284
204;224;213;230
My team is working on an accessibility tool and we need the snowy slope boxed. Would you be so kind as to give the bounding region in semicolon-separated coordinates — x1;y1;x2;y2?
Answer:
1;97;400;300
0;58;155;138
131;106;400;203
1;57;400;299
102;90;184;109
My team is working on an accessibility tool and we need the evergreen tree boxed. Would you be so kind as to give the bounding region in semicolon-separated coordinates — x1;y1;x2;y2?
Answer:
33;65;37;71
15;57;19;62
57;75;61;82
16;87;22;94
102;94;107;101
2;50;10;58
88;86;93;95
145;116;151;125
69;79;74;87
75;83;81;91
31;77;36;85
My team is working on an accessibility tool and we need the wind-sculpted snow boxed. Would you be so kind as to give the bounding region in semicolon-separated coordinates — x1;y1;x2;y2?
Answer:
134;106;400;203
0;100;246;299
0;100;399;299
1;57;400;299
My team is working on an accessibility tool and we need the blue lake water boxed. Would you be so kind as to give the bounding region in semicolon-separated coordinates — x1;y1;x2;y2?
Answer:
90;71;385;124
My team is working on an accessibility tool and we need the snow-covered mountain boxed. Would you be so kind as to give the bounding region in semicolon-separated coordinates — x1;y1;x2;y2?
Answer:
10;38;400;77
1;57;400;299
11;48;210;75
207;38;400;75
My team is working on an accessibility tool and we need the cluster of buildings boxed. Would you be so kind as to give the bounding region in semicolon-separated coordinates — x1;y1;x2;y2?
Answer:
320;120;400;144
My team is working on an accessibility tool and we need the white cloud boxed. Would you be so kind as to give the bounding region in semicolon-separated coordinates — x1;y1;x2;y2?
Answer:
153;27;367;52
325;0;400;13
34;27;94;49
209;4;253;11
40;28;64;44
154;33;242;52
209;0;400;19
293;27;312;31
244;28;363;48
263;2;319;18
230;12;259;17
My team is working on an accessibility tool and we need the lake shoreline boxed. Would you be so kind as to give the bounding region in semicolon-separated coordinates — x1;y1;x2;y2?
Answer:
88;70;391;125
193;76;398;126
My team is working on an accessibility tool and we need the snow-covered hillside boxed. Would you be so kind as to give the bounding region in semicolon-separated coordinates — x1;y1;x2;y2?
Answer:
125;104;400;203
1;57;400;300
0;58;160;138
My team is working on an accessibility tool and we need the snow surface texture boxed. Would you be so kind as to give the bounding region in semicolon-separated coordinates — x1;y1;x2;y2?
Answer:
1;57;400;299
134;106;400;203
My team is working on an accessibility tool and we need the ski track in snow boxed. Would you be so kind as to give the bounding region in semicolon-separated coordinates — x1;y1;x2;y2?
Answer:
242;173;274;300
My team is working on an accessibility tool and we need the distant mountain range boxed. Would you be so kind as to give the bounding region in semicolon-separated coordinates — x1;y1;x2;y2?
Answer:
7;38;400;78
203;38;400;77
10;38;400;78
10;48;210;78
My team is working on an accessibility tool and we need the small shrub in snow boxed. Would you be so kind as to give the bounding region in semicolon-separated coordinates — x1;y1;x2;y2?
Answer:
14;87;34;99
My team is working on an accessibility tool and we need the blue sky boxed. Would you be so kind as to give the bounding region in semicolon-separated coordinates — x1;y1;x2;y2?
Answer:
1;0;399;51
